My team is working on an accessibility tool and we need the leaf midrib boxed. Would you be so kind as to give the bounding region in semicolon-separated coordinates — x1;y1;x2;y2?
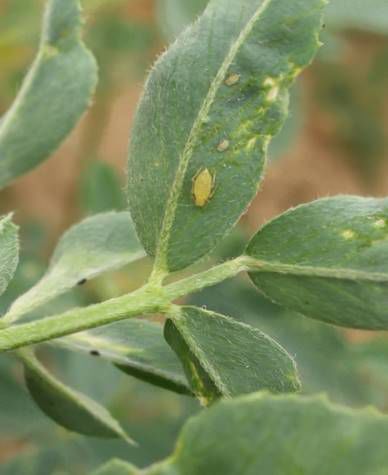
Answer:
23;351;130;441
175;311;231;396
246;257;388;282
153;0;273;274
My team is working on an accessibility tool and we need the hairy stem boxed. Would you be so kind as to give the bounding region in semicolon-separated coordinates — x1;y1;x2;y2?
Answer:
165;256;249;300
17;347;48;376
0;256;253;353
0;285;168;352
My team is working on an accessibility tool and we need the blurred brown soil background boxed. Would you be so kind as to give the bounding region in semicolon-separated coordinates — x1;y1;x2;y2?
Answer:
1;0;387;244
0;0;387;466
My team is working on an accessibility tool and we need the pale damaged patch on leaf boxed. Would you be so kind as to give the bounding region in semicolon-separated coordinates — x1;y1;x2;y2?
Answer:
341;229;356;240
127;0;326;272
373;219;386;229
217;139;230;152
263;77;280;102
224;73;241;86
247;196;388;330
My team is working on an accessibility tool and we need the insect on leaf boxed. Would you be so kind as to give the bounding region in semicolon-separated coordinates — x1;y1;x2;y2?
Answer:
127;0;326;273
192;168;215;208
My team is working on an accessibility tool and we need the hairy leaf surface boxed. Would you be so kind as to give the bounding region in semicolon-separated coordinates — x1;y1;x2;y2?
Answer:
145;393;388;475
128;0;326;272
0;215;19;298
189;280;369;405
247;196;388;329
54;319;192;395
165;306;299;405
23;352;133;443
0;0;97;188
80;161;126;214
6;212;145;322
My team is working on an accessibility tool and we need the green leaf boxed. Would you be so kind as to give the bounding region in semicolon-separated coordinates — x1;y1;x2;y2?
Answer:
146;392;388;475
0;355;52;438
349;338;388;408
0;0;97;189
0;214;19;298
165;306;300;405
53;319;192;396
92;459;140;475
158;0;303;164
326;0;388;35
127;0;326;273
22;351;134;443
80;161;126;214
189;280;369;406
6;212;145;322
156;0;208;41
247;196;388;330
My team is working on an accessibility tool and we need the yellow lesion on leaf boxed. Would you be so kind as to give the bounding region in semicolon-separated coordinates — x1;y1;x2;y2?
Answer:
43;44;59;59
192;168;215;208
287;61;303;79
217;139;230;152
341;229;356;240
262;135;271;150
187;360;214;407
373;219;386;229
246;137;258;151
224;73;240;86
263;77;280;102
235;118;255;137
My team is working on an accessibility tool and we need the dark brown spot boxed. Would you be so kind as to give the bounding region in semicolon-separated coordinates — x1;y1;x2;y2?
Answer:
77;278;87;286
90;350;100;357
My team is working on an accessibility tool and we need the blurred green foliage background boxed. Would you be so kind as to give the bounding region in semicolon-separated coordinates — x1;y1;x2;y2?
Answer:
0;0;387;473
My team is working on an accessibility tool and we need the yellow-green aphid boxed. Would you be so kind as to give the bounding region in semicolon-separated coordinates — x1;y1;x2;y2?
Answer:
192;168;215;208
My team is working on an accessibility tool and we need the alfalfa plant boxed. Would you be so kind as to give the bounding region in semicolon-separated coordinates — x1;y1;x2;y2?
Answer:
1;0;388;473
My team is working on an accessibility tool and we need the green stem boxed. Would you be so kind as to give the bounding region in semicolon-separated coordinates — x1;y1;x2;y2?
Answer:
0;257;251;353
0;285;168;352
165;256;249;300
17;347;47;375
